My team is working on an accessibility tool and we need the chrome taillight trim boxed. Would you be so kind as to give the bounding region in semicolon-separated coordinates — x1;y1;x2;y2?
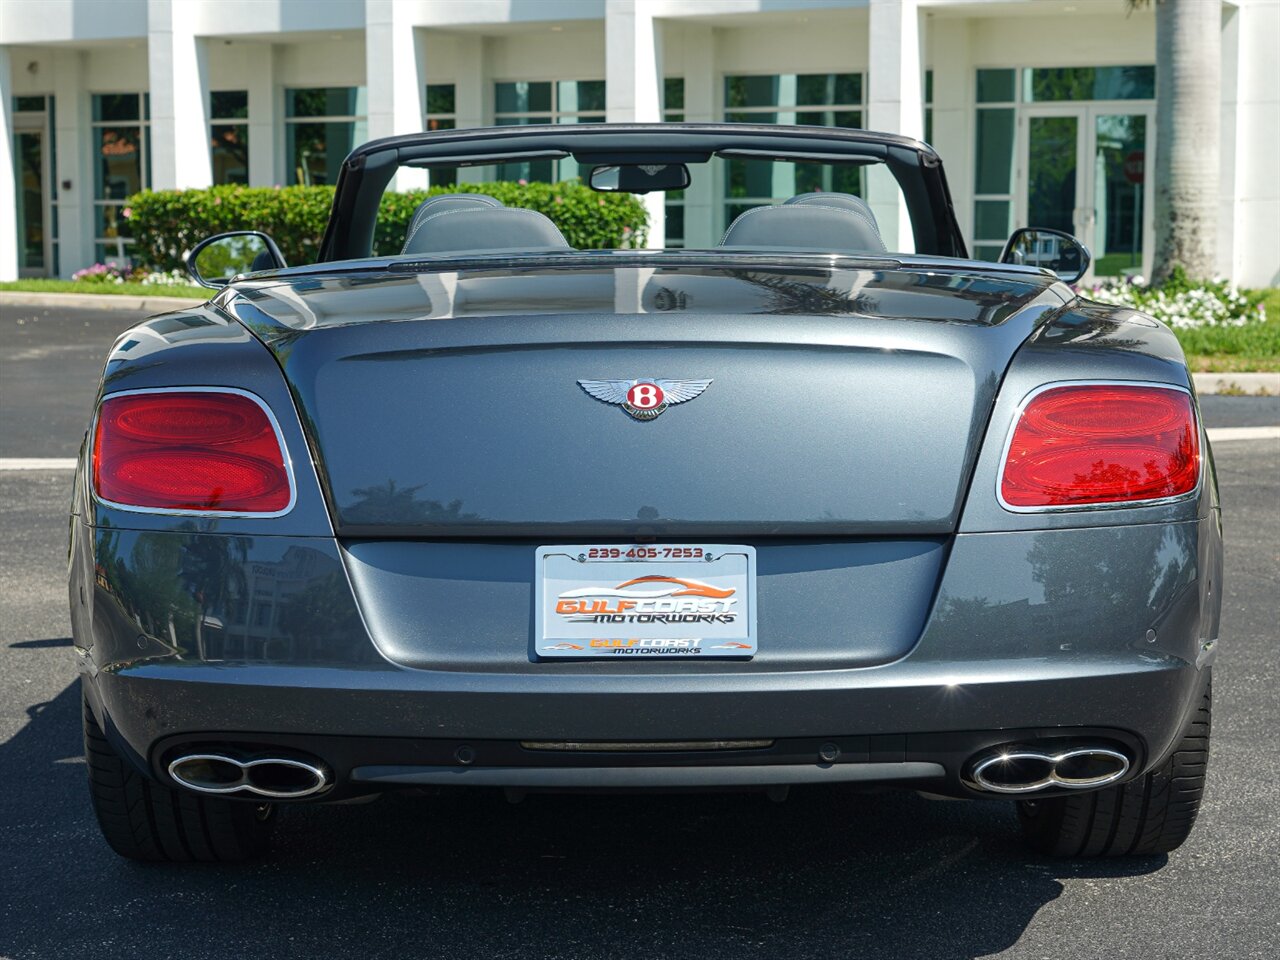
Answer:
994;379;1203;514
89;385;298;519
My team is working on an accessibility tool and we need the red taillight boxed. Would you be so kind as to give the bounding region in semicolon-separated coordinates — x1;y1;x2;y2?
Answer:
93;391;292;513
1000;384;1200;509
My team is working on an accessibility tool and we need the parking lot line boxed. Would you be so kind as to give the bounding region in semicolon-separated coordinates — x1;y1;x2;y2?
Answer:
0;426;1275;472
0;458;78;470
1206;426;1280;442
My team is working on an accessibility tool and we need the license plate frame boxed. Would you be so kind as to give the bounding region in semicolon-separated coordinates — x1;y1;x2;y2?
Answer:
534;544;757;659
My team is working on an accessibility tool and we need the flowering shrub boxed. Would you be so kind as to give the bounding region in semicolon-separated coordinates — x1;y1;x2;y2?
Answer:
1086;267;1267;330
70;263;130;285
69;263;199;287
126;182;649;272
137;268;199;287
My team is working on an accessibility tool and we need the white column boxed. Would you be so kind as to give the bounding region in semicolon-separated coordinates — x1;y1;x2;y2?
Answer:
147;0;212;190
928;16;972;243
1220;0;1280;286
53;49;94;277
0;46;17;281
867;0;924;252
606;0;665;248
246;44;278;187
681;22;716;248
365;0;427;191
453;33;488;186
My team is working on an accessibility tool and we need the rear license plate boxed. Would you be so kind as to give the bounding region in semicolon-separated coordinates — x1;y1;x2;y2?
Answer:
535;544;757;659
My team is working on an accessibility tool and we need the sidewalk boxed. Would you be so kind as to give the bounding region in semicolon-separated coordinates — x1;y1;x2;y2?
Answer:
0;290;205;313
1191;373;1279;397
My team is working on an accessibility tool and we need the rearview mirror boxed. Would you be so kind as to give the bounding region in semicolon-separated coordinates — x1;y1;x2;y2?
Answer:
185;231;287;289
1000;227;1090;284
589;163;691;194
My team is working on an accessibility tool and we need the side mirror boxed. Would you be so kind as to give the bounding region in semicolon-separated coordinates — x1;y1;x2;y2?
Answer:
1000;227;1091;284
589;163;691;194
184;231;287;289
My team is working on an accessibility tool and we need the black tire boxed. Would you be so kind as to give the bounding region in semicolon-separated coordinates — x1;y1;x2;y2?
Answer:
84;697;275;862
1017;683;1211;857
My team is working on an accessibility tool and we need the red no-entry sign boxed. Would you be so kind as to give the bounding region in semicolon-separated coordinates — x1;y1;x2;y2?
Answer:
1124;151;1145;184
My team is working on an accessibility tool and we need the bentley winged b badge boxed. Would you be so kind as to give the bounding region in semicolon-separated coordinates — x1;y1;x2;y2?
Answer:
577;379;713;421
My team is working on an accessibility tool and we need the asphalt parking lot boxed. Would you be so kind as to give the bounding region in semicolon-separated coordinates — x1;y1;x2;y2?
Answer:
1;303;1278;960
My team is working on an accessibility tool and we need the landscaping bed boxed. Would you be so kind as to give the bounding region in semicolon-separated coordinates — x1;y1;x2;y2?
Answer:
1085;271;1278;372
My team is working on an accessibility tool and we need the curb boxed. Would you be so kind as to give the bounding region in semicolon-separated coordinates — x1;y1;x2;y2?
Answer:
0;290;207;313
1192;372;1279;396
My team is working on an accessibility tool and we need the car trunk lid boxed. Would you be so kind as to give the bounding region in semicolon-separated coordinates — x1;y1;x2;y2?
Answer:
228;261;1065;538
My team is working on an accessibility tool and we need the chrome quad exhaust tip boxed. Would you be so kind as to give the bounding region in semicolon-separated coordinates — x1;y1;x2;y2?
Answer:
965;745;1130;795
168;753;331;799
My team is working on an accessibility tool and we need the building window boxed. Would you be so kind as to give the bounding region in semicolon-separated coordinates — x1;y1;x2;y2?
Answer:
253;601;273;629
971;70;1016;262
976;68;1017;105
91;93;149;264
210;90;248;185
923;69;933;145
664;77;685;123
1024;66;1155;103
493;80;606;181
722;73;864;224
724;73;862;126
426;83;456;131
285;87;367;186
663;78;685;247
424;83;457;186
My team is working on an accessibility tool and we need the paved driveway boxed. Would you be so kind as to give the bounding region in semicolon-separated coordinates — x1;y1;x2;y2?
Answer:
1;303;1277;959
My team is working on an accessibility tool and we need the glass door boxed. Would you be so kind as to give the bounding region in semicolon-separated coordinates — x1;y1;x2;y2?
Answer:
13;124;51;277
1019;106;1086;281
1086;108;1153;280
1019;104;1154;283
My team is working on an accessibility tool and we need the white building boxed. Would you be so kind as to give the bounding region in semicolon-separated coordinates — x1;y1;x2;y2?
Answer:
1;0;1276;286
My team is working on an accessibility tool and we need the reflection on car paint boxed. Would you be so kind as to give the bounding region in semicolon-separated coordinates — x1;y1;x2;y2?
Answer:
89;526;374;668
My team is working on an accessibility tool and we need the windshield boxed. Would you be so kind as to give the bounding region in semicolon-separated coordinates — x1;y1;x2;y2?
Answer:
379;155;917;255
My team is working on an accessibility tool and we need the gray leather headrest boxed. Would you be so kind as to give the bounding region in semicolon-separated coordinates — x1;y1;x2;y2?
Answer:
784;192;885;250
719;202;888;255
401;206;571;257
401;194;505;254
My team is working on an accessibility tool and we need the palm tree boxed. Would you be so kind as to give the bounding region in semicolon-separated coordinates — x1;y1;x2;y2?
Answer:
1130;0;1221;282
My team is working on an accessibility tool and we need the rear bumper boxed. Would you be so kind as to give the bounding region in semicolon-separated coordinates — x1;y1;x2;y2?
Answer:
86;652;1205;800
74;514;1221;799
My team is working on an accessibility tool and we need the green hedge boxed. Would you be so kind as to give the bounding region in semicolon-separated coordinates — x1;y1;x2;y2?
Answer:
124;182;649;272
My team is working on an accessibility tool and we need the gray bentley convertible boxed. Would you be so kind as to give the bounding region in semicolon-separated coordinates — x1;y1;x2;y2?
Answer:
71;124;1218;862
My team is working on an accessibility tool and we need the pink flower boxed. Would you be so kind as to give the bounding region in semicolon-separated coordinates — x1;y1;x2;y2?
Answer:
121;207;132;219
518;179;528;186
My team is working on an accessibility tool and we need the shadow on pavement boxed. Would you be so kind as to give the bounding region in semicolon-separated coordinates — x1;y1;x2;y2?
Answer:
0;676;1166;960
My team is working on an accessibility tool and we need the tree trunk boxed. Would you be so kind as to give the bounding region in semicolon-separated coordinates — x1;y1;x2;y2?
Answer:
1152;0;1221;283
